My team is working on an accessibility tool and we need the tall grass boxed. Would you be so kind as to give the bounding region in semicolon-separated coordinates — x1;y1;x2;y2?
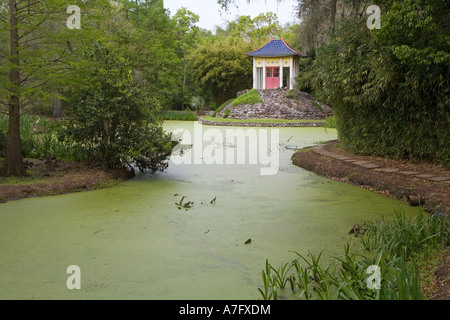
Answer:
163;110;198;121
323;115;337;129
361;211;449;261
0;114;83;161
258;210;448;300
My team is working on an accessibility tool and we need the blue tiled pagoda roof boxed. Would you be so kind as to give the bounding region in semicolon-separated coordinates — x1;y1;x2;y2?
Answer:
246;38;306;57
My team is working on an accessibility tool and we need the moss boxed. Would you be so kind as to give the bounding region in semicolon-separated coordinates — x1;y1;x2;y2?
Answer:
230;89;263;107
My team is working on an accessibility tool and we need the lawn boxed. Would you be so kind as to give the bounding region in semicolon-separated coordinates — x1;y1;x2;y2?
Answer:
201;116;325;124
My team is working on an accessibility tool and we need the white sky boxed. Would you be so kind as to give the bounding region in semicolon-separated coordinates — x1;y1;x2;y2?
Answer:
163;0;300;31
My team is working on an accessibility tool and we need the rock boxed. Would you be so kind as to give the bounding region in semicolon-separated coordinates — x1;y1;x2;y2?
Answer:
349;224;367;237
216;89;333;120
407;195;425;206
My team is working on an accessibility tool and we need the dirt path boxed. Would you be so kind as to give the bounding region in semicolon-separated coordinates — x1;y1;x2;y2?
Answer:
292;140;450;300
0;159;133;202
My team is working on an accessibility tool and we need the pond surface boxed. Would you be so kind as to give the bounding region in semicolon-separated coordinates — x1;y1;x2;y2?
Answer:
0;121;420;299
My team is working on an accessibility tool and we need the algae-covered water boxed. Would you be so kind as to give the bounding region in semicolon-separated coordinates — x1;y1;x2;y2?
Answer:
0;121;420;299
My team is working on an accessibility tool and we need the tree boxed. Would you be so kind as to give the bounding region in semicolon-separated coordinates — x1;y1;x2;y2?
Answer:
296;0;450;163
295;0;370;54
171;7;204;109
64;44;176;172
0;0;108;176
187;37;253;106
217;0;284;12
2;0;25;176
223;13;284;45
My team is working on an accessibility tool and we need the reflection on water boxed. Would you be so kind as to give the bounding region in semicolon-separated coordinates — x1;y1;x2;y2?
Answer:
0;121;420;299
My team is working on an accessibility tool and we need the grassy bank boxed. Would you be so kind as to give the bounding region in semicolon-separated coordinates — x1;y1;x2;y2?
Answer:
201;116;324;124
163;110;198;121
258;210;449;300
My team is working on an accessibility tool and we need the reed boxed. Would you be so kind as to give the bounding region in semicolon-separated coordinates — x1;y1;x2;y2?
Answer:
163;110;198;121
258;209;447;300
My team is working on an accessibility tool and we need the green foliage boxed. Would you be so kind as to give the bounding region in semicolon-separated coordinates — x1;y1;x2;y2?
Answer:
187;37;253;105
360;211;450;261
189;96;206;111
283;90;297;99
323;116;337;129
296;0;450;164
163;110;198;121
213;98;234;117
230;89;263;107
221;12;284;44
64;44;176;172
223;108;231;118
259;210;446;300
0;114;79;160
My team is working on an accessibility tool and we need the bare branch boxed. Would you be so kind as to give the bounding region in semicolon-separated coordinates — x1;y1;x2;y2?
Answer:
16;1;42;13
18;16;48;40
0;99;9;107
0;13;7;23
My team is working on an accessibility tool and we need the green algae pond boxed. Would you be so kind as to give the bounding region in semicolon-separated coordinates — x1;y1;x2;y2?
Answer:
0;121;421;299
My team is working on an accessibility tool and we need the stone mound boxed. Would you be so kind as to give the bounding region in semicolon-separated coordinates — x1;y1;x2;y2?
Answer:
216;89;333;120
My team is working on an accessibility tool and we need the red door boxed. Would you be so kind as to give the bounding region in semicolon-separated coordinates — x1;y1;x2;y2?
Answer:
265;67;280;89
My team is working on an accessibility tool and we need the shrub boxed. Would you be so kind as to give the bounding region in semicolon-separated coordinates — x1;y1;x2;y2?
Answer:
64;44;177;172
323;116;337;129
296;6;450;164
223;108;230;118
189;96;205;111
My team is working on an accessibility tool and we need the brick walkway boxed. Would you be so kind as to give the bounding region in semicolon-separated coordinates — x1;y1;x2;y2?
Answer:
311;144;450;185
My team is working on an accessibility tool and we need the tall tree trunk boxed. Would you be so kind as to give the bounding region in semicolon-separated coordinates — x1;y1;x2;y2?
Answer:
2;0;26;176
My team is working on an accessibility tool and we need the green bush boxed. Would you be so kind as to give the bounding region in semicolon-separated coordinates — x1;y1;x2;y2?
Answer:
323;116;337;129
296;3;450;164
64;44;177;172
189;96;205;111
0;113;79;161
223;108;230;118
